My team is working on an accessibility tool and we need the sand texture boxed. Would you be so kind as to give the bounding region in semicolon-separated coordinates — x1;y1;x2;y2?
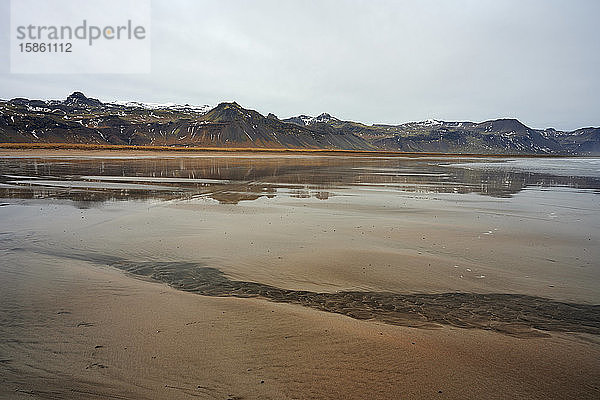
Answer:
1;260;599;400
1;150;599;399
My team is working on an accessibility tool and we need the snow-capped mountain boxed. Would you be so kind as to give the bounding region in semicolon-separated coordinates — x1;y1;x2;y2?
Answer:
0;93;371;149
1;92;598;154
110;100;212;114
282;113;338;127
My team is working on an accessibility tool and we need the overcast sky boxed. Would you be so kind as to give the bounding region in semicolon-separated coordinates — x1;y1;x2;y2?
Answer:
1;0;599;130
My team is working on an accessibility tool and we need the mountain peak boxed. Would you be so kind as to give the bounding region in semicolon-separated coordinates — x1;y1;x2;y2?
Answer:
215;101;242;108
204;102;259;122
282;113;338;127
65;92;102;107
67;91;86;99
482;118;529;132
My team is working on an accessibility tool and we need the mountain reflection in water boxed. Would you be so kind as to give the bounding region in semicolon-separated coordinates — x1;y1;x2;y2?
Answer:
0;155;598;206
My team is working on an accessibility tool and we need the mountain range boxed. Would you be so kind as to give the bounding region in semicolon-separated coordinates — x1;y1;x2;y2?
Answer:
1;92;598;155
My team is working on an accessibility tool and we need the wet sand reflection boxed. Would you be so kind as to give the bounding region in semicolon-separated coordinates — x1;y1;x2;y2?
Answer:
1;155;598;206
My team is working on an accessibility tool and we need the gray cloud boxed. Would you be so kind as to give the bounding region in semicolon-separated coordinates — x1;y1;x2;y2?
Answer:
1;0;599;130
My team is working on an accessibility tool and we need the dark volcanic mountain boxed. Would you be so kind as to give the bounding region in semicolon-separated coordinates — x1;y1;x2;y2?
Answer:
1;92;598;154
0;93;372;150
283;114;600;155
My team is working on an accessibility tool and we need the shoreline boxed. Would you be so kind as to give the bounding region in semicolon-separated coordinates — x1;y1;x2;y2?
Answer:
0;142;583;158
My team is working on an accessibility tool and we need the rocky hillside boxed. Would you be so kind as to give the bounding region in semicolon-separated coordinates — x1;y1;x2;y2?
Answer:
283;114;600;155
0;92;373;150
1;92;598;154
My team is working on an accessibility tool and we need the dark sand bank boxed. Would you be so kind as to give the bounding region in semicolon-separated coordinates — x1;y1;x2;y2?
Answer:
115;261;600;338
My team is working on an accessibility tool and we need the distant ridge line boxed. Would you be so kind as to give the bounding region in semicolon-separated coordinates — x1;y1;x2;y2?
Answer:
1;92;598;155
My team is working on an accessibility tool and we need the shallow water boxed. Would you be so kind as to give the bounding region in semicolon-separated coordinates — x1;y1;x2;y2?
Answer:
1;153;599;334
1;155;599;203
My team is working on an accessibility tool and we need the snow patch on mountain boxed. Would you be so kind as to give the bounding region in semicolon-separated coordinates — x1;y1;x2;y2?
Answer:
293;113;337;125
111;101;212;114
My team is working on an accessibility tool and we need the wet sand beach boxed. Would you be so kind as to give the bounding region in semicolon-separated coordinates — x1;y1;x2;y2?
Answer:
1;258;599;400
1;150;599;399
